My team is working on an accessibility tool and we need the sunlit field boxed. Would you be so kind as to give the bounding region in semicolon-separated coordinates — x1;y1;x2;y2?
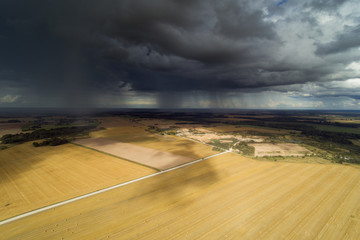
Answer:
0;142;155;221
2;153;359;239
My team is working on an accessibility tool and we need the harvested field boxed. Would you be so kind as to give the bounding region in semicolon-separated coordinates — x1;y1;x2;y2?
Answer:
250;143;311;157
0;122;23;137
97;116;140;128
73;137;194;170
91;126;150;141
0;128;21;138
178;128;264;143
214;117;257;122
138;118;190;129
184;133;237;142
91;127;217;159
1;153;360;239
0;142;155;221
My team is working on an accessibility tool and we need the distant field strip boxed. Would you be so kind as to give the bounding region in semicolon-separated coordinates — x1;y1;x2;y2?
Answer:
1;153;359;239
0;142;156;221
73;138;195;170
249;143;310;157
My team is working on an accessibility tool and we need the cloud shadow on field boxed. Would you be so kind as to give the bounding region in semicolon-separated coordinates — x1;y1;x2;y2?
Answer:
143;162;220;207
134;141;221;206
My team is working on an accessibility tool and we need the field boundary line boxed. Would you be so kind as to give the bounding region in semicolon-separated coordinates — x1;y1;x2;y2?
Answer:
71;142;161;171
0;151;227;226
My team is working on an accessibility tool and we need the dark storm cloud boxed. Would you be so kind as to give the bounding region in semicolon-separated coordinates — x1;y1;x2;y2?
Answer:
0;0;359;108
316;25;360;55
1;3;266;76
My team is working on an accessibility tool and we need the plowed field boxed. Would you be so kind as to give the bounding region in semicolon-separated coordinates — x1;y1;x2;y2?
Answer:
250;143;310;157
73;137;194;170
91;126;217;159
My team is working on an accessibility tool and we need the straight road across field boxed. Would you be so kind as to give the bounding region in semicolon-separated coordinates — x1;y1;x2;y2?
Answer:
1;153;360;239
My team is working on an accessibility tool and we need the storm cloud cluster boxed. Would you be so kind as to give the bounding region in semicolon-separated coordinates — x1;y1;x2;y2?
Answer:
0;0;360;108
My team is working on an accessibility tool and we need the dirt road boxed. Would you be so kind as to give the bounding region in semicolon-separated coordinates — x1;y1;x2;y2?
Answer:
1;153;359;239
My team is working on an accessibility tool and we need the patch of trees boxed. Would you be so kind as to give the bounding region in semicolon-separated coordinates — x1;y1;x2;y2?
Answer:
57;118;76;125
1;126;96;144
300;129;357;145
161;130;177;135
234;120;315;132
21;118;100;131
234;142;255;156
300;134;360;164
210;139;234;150
321;121;359;128
33;137;69;147
22;121;42;131
0;119;21;123
146;126;161;133
235;120;360;142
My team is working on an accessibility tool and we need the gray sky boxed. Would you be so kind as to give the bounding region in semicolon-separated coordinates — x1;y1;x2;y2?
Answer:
1;0;360;109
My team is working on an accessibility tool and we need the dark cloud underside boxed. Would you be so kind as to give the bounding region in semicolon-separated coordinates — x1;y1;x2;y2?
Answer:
0;0;359;108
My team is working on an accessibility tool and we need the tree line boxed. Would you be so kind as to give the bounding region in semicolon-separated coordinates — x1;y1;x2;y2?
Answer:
1;126;96;144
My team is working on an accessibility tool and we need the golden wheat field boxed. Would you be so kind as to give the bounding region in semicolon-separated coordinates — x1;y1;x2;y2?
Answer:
1;153;359;239
0;142;156;221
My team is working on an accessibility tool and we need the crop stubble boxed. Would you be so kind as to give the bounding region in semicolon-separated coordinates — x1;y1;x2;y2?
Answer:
0;142;156;221
1;153;359;239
